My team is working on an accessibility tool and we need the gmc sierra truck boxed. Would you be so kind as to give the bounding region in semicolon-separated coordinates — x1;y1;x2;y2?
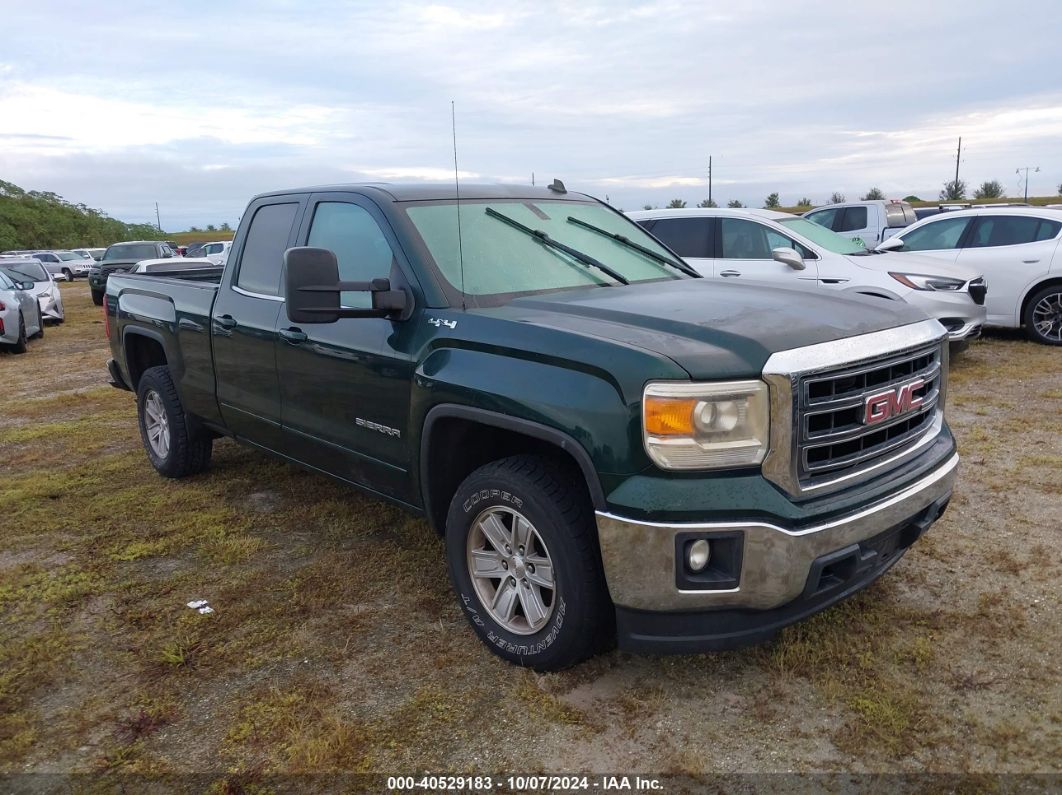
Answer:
104;183;959;671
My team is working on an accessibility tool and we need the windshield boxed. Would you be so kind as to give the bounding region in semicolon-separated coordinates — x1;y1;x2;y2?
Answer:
104;244;157;261
404;200;686;302
778;217;867;254
0;262;48;282
56;251;82;261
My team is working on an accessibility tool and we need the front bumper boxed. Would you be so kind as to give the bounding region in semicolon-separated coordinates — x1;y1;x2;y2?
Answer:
38;293;64;321
596;452;958;652
905;291;987;342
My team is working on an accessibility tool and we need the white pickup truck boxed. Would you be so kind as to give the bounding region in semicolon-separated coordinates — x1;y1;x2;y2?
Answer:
804;200;918;249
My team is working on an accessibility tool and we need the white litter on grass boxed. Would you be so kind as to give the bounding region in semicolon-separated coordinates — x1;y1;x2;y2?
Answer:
186;599;215;614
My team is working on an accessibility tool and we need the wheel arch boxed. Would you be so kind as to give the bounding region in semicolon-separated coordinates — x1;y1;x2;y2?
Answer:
122;327;172;391
1019;277;1062;326
420;405;607;535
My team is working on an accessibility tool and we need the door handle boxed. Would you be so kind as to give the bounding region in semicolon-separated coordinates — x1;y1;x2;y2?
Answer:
719;270;741;277
279;327;308;344
216;315;237;329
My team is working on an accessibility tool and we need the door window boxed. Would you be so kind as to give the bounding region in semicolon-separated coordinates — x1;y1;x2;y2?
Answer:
307;202;396;308
644;217;712;258
837;207;868;232
897;216;971;251
719;218;775;259
806;208;840;230
235;202;299;295
764;228;815;260
966;215;1062;248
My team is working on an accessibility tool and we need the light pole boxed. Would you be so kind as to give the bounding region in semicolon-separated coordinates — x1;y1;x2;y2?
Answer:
1016;166;1039;202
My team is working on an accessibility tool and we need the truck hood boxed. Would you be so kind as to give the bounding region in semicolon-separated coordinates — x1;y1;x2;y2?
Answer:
845;251;982;282
498;280;931;379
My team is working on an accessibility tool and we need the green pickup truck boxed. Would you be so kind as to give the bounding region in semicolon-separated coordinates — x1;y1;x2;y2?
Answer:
104;183;958;670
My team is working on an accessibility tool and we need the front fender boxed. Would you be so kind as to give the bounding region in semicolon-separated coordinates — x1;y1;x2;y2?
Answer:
412;346;646;478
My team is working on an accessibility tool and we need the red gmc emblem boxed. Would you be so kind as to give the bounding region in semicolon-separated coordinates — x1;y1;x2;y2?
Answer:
863;378;925;425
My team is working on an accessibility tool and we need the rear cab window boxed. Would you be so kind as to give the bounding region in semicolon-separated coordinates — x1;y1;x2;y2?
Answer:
234;202;300;295
836;207;868;232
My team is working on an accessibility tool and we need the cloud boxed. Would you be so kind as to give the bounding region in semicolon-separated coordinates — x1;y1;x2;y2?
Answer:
0;0;1060;223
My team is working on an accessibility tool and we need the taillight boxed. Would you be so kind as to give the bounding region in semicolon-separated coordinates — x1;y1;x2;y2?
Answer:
102;296;110;338
0;301;5;336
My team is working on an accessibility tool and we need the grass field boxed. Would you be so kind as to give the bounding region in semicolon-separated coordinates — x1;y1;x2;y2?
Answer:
1;281;1059;787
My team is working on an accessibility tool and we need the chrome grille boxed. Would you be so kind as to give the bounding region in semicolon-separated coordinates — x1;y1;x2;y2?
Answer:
797;344;942;486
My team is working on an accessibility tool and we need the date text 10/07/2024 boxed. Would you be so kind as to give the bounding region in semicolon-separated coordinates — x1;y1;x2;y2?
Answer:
386;775;664;791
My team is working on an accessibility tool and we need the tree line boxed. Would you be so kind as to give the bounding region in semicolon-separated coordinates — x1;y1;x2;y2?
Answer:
647;179;1061;211
0;179;163;251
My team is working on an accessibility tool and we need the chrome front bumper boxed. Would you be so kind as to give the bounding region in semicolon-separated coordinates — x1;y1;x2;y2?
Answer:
596;453;958;612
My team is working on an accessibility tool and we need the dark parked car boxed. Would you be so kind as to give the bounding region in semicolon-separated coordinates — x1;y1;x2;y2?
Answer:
89;241;177;305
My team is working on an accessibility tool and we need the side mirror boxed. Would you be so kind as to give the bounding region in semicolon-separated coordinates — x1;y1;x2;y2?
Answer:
284;247;409;324
875;237;904;252
771;247;805;270
18;281;34;291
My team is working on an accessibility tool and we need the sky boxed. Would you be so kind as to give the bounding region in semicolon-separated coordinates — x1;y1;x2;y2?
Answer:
2;0;1061;229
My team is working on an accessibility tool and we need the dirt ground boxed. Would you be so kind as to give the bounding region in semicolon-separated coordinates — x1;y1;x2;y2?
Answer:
0;281;1059;789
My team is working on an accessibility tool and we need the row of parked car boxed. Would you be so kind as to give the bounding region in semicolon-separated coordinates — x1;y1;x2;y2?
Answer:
630;202;1062;345
0;257;64;352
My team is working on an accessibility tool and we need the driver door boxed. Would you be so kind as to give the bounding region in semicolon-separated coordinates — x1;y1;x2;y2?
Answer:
715;218;818;285
277;193;418;501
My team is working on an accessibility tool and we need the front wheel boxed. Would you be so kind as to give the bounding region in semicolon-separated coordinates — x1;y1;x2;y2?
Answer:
1025;284;1062;345
10;313;28;353
33;307;44;339
61;268;73;281
445;455;613;671
90;288;103;306
136;366;213;478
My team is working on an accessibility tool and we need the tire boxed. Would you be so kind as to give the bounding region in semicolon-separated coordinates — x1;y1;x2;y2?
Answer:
445;455;613;671
61;268;73;281
1024;284;1062;345
90;289;104;306
9;313;28;354
33;307;44;339
136;365;213;478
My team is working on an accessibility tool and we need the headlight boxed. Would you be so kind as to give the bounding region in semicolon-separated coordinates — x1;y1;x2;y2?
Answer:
889;272;965;291
643;380;770;470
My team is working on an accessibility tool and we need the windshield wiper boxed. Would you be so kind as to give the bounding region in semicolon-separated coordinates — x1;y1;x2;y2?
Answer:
484;208;630;285
566;216;701;278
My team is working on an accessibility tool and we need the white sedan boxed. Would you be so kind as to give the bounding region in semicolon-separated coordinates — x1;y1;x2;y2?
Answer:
876;207;1062;344
628;208;987;348
0;258;64;323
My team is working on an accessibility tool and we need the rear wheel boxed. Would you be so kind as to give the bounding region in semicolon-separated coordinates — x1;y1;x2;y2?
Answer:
136;365;213;477
1025;285;1062;345
445;455;613;671
10;313;28;354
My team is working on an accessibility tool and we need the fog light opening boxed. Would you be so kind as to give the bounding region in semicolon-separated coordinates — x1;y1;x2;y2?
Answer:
687;539;711;572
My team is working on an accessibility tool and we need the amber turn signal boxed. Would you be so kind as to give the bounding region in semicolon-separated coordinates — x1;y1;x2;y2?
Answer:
644;397;697;436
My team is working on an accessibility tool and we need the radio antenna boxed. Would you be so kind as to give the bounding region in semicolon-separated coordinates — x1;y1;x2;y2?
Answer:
451;100;466;311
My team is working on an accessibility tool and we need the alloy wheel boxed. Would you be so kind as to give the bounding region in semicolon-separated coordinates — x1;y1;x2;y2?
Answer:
143;390;171;459
466;507;556;635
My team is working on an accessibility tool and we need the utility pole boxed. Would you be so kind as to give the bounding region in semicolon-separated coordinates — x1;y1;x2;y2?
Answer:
155;202;162;232
1016;166;1039;202
708;155;713;206
531;171;535;187
954;137;961;185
